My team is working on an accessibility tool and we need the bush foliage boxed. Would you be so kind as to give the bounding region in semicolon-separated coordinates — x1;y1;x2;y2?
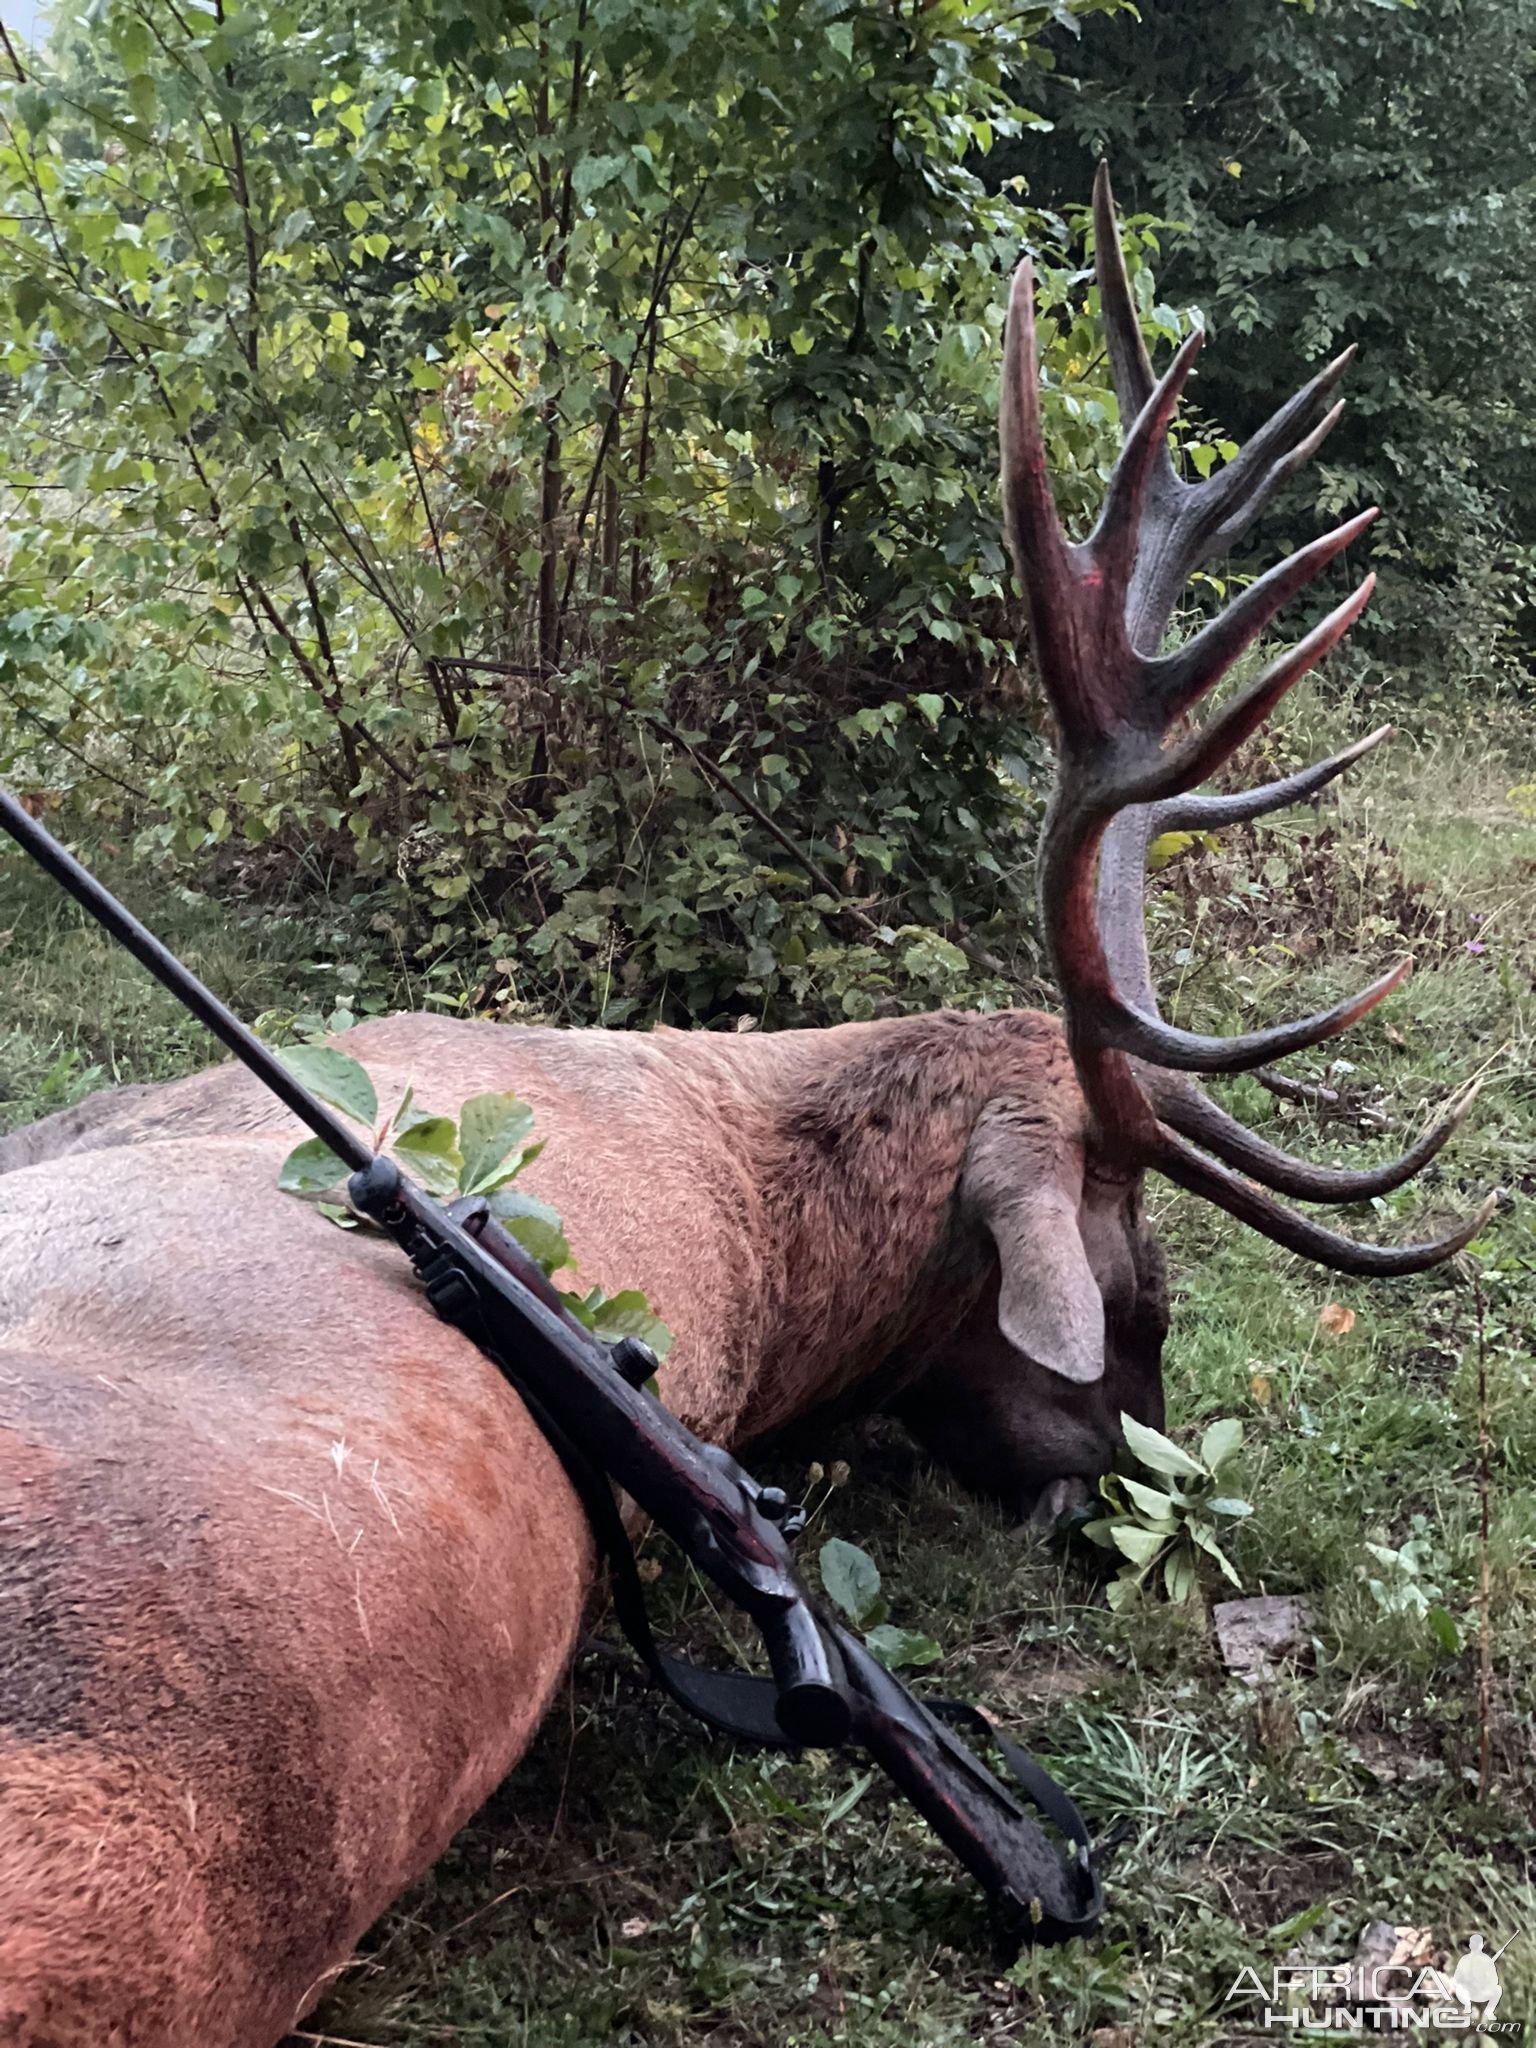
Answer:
7;0;1527;1031
0;0;1181;1028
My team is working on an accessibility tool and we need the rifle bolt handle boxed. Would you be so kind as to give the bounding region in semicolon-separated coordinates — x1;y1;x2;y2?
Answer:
609;1336;659;1388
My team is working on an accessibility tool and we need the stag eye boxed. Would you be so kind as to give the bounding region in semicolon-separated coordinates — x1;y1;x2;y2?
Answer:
1082;1159;1136;1197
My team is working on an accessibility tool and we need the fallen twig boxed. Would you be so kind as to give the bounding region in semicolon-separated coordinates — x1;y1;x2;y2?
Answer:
1474;1271;1495;1803
1255;1066;1342;1110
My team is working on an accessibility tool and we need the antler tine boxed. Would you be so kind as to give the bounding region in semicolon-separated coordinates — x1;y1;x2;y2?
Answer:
1091;163;1357;653
1154;1077;1483;1202
1092;326;1205;611
1091;162;1155;418
1152;724;1391;833
1157;1129;1498;1276
1151;574;1377;803
1000;259;1094;747
1150;508;1378;728
1099;723;1482;1216
1217;346;1354;495
1095;790;1414;1088
1207;385;1348;558
1098;726;1390;1017
1097;955;1413;1075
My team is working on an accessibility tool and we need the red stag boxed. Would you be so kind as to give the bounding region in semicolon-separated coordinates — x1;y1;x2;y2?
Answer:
0;169;1486;2045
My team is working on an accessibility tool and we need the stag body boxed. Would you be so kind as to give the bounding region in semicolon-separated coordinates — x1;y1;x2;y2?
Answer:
0;167;1489;2047
0;1006;1154;2046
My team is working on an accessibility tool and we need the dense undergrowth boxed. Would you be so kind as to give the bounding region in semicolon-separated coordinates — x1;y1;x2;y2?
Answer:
3;698;1533;2043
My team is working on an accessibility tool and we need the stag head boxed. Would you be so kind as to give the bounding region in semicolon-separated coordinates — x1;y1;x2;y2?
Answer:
898;169;1490;1516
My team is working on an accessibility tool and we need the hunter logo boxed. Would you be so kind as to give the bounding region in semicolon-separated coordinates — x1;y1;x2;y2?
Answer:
1224;1924;1523;2034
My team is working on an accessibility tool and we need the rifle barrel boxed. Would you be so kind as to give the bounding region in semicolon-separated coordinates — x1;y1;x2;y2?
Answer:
0;783;372;1171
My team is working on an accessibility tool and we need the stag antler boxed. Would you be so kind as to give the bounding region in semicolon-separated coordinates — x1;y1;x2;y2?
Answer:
1003;165;1493;1276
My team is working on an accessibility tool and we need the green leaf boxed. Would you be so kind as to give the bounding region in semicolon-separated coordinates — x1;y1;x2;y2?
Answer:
819;1537;884;1630
278;1046;377;1127
1163;1550;1197;1603
913;692;944;727
590;1289;674;1361
823;1769;876;1826
1200;1417;1244;1474
487;1188;571;1274
1121;1413;1206;1482
1188;1520;1243;1586
396;1094;451;1140
392;1116;462;1196
1147;830;1200;871
571;153;625;201
1427;1604;1461;1654
278;1137;350;1194
864;1624;943;1671
1207;1497;1253;1519
457;1092;537;1195
1110;1524;1169;1567
1120;1475;1182;1523
117;16;154;73
12;273;47;331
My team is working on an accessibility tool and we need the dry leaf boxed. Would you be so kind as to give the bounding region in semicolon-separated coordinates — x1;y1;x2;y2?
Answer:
1318;1302;1356;1340
1250;1372;1273;1407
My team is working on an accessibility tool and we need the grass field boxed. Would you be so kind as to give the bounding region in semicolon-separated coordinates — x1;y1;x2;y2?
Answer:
2;698;1532;2045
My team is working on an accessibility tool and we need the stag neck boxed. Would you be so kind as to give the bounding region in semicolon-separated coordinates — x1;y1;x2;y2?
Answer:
736;1010;1068;1436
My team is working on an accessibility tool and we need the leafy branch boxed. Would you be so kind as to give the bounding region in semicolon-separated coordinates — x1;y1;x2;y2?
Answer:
273;1045;672;1357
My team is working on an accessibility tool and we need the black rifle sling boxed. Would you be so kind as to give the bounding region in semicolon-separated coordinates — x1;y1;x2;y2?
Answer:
436;1268;1103;1941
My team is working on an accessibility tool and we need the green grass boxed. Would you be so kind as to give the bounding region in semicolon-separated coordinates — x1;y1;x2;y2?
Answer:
0;854;390;1128
3;707;1533;2044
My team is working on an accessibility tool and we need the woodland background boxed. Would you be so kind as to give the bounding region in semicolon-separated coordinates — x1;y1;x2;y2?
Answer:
2;2;1535;2043
1;0;1532;1034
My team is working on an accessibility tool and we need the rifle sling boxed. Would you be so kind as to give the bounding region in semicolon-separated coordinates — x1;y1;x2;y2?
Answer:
500;1352;1105;1942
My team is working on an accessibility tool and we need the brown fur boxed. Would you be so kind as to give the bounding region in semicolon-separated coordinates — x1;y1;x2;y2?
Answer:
0;1009;1168;2044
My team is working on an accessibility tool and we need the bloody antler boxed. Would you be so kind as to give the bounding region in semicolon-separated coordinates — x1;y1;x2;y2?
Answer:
1003;165;1493;1276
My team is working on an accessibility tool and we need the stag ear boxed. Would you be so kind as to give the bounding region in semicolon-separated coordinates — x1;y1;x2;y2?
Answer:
961;1118;1105;1386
